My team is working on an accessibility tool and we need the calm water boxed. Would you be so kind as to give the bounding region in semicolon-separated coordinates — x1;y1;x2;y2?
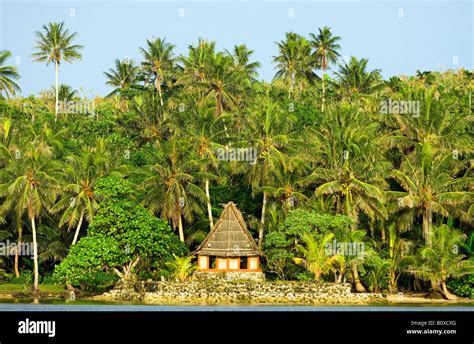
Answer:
0;298;473;311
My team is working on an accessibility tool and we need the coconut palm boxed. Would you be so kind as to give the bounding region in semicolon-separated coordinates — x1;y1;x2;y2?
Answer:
409;225;473;299
273;32;313;99
140;139;207;242
51;140;110;245
335;56;382;95
43;84;78;102
31;22;83;121
180;39;239;117
139;37;176;106
0;140;62;291
390;142;473;246
226;44;261;84
244;95;296;246
104;59;140;98
0;50;21;98
309;26;341;111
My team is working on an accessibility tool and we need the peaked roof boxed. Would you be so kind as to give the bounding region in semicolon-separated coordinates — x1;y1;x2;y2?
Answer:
193;202;261;257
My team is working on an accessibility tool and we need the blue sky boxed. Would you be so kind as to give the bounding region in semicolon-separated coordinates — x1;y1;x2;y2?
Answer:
0;0;472;97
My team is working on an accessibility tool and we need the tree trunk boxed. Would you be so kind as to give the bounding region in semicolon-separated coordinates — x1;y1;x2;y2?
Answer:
351;266;366;292
14;225;22;277
258;191;268;248
55;61;59;122
441;280;457;300
71;210;85;246
177;213;185;242
155;74;164;106
30;217;39;293
205;179;214;231
321;67;326;112
422;207;432;246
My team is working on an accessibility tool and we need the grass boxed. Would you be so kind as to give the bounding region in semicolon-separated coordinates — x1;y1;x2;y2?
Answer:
0;283;66;295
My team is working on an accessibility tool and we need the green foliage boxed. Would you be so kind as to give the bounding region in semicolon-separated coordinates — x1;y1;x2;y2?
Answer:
447;274;474;299
165;255;196;281
362;254;390;292
9;271;34;285
53;235;126;288
54;177;187;290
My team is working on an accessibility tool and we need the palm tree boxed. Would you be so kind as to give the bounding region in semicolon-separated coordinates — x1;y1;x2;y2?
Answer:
180;39;239;117
165;254;196;281
141;140;206;242
104;59;140;98
139;37;176;106
309;26;341;111
0;50;21;98
184;106;224;231
31;22;83;121
244;95;296;246
273;32;313;99
390;142;473;246
409;225;473;299
0;140;61;291
335;56;382;95
302;105;387;225
43;84;78;102
226;44;261;84
51;140;109;245
293;232;335;282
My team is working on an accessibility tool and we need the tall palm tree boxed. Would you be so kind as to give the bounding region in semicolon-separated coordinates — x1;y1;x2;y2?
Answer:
273;32;313;99
226;44;261;84
31;22;83;121
51;140;109;245
0;140;61;291
244;95;296;246
0;50;21;98
141;140;206;242
139;37;176;106
104;59;140;98
180;39;239;118
410;225;473;299
390;142;473;246
184;106;225;231
309;26;341;111
335;56;382;95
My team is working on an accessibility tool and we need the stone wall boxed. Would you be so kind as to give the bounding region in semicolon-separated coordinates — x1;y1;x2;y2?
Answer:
94;280;386;305
194;271;265;282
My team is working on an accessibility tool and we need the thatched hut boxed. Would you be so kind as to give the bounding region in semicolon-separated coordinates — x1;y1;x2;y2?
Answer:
193;202;262;272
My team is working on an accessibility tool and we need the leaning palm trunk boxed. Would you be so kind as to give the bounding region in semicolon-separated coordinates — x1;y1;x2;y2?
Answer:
55;61;59;121
351;266;366;292
205;179;214;230
422;207;432;246
258;191;268;248
177;213;185;242
71;210;85;246
30;217;39;292
441;280;457;300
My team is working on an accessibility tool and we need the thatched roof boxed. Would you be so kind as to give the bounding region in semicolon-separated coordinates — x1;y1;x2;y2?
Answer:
193;202;261;257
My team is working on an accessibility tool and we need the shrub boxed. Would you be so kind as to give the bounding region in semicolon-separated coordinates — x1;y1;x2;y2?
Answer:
447;275;474;299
